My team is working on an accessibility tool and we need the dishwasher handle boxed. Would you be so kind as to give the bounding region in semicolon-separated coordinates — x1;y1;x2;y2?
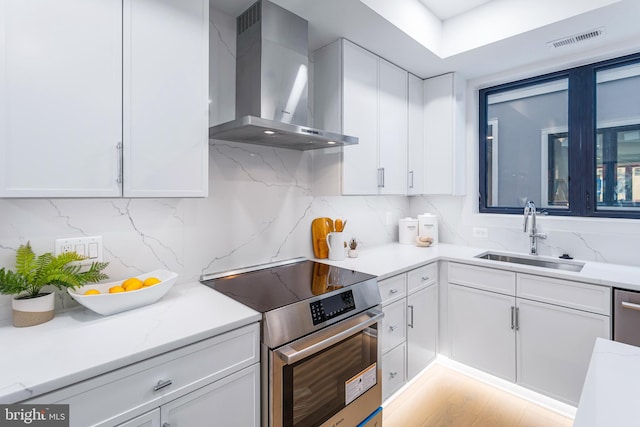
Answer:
275;309;383;365
621;301;640;312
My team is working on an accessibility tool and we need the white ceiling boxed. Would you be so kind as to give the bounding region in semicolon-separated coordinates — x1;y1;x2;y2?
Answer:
418;0;492;20
209;0;640;80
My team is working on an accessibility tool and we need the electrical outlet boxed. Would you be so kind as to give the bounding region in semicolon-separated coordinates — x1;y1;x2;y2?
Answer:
473;227;489;239
55;236;103;266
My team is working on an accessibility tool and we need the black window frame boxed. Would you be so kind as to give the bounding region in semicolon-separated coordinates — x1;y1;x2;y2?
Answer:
479;51;640;219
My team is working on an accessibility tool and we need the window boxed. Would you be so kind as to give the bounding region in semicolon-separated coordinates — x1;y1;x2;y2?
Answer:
479;52;640;218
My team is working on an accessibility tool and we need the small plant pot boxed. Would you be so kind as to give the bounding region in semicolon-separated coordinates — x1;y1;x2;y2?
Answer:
348;249;359;258
12;292;55;327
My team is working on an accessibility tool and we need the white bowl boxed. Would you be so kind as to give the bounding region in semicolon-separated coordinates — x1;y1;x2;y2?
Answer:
68;269;178;316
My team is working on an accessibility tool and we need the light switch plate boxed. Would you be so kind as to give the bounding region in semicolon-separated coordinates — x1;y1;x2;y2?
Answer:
55;236;103;266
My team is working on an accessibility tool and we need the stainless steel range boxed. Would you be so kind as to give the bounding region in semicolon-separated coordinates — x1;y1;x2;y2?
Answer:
201;258;383;427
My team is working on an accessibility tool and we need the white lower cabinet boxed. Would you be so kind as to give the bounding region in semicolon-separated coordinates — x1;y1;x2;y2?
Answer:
447;263;611;406
117;410;159;427
448;284;516;382
407;283;438;379
382;342;406;400
380;263;438;401
27;323;260;427
516;298;610;405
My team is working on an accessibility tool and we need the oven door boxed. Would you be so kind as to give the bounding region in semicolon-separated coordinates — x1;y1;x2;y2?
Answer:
270;308;383;427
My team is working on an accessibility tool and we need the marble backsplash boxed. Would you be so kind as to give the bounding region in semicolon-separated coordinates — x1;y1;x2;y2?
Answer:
3;5;640;325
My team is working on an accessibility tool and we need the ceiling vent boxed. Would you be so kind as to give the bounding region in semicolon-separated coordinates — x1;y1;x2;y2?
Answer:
547;27;605;49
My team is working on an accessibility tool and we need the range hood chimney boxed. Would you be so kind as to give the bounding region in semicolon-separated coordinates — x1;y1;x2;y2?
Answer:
208;0;357;150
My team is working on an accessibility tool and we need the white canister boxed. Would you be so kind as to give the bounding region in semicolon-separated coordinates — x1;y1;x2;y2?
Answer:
399;217;419;245
418;213;439;245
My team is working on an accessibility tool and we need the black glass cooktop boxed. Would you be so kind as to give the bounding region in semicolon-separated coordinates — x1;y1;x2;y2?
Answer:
201;259;376;313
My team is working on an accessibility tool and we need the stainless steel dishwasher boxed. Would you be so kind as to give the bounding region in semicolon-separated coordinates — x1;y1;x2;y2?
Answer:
613;288;640;346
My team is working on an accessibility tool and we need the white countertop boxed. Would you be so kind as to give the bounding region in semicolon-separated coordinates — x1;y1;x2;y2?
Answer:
574;338;640;427
0;281;260;404
4;242;640;406
319;242;640;291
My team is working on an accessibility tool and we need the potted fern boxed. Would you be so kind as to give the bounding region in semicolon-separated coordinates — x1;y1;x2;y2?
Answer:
0;242;109;327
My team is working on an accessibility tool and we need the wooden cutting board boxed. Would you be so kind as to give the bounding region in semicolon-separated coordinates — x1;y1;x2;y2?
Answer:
311;217;334;258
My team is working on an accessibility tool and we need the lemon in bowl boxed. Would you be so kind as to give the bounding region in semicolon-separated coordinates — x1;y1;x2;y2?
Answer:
69;269;178;315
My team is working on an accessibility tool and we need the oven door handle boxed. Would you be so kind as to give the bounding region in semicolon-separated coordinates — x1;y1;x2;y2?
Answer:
275;309;384;365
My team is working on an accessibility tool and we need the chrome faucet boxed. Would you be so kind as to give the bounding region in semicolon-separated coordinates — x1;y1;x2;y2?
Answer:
523;200;547;255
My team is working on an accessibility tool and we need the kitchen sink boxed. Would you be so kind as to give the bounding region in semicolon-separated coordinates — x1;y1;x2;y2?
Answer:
475;252;584;272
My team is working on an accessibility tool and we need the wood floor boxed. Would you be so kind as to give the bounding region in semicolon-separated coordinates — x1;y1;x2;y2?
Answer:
382;364;574;427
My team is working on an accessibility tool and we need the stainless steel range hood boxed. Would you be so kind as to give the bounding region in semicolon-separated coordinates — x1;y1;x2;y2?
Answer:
208;0;357;150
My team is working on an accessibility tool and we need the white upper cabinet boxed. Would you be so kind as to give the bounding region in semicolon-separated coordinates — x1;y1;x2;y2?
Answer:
341;40;379;195
313;38;408;196
423;72;466;195
0;0;208;198
407;74;424;195
123;0;208;197
0;0;123;197
378;58;408;195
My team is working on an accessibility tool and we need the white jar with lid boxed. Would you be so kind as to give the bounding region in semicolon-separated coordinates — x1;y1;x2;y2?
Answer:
398;217;418;244
418;213;439;245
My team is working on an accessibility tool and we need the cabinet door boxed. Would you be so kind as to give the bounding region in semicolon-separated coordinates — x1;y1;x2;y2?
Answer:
0;0;122;197
123;0;209;197
407;74;424;195
448;284;516;382
381;299;407;353
423;72;465;195
342;40;379;195
382;342;406;401
161;363;260;427
118;410;160;427
516;298;610;405
407;284;437;379
378;59;407;195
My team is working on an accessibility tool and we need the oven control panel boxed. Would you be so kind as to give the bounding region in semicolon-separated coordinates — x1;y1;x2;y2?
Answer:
310;290;356;325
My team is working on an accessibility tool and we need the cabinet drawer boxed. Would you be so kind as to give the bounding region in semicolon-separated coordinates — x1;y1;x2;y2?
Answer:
382;342;406;401
28;323;259;427
448;263;515;295
517;274;611;315
381;299;407;353
379;274;407;304
407;263;437;293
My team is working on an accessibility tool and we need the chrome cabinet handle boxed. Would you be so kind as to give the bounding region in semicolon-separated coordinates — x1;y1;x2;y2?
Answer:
153;379;173;392
421;276;429;281
162;424;170;427
389;289;398;294
389;371;398;379
389;325;397;332
510;306;515;330
378;168;385;188
621;301;640;312
116;142;123;184
409;170;414;189
515;307;520;331
408;305;414;328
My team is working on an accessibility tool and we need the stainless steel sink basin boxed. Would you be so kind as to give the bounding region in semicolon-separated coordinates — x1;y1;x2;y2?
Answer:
475;252;584;272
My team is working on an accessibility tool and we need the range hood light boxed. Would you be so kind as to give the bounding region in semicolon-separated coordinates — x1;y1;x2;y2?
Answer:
327;141;336;145
264;130;276;135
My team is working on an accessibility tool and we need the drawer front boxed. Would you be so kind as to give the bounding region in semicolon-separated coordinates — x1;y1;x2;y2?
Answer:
517;274;611;315
381;299;407;353
29;323;259;427
382;342;406;401
379;273;407;305
448;263;516;295
407;263;437;293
